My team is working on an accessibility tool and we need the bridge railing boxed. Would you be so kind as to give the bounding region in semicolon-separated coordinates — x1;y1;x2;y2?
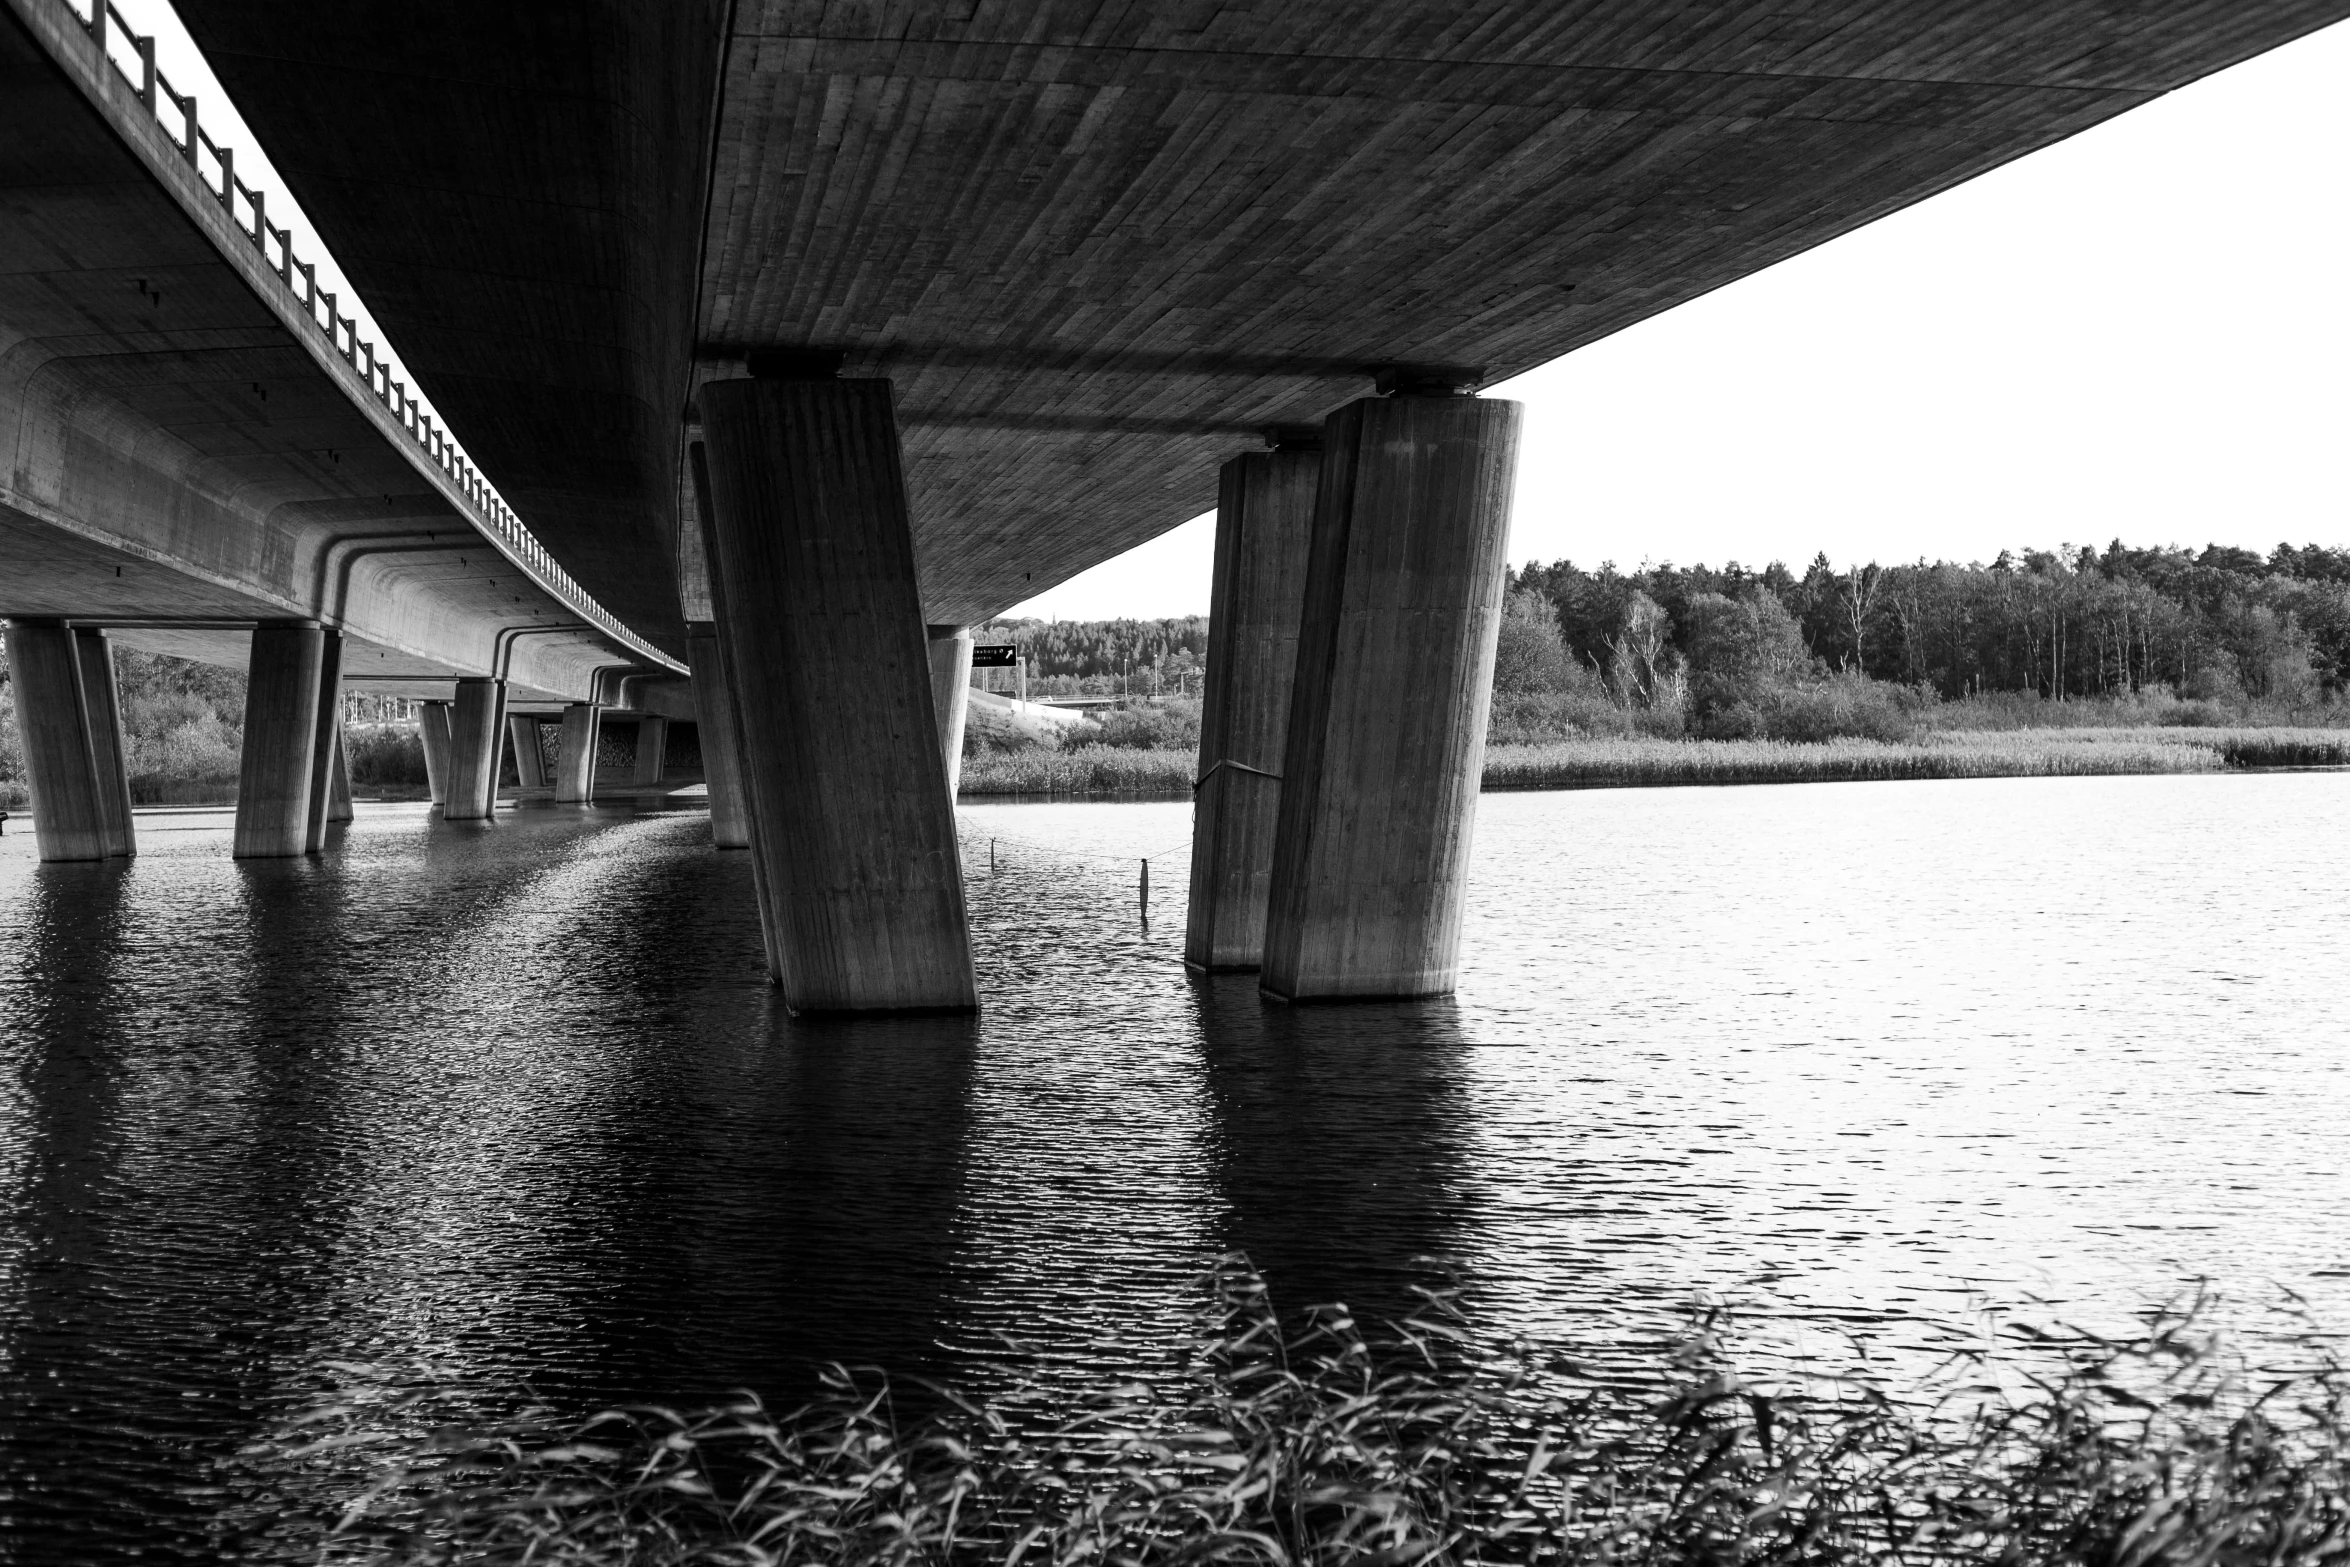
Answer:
54;0;681;674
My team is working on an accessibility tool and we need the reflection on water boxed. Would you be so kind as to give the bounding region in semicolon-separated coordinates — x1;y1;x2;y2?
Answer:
0;774;2345;1556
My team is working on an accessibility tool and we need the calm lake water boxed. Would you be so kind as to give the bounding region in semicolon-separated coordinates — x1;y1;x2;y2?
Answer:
0;774;2344;1556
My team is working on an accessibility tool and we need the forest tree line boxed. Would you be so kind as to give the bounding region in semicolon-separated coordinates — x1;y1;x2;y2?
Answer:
1492;541;2350;742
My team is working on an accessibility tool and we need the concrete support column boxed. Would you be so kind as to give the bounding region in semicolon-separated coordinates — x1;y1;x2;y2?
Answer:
328;726;354;822
1261;389;1521;1002
1185;443;1319;972
686;621;750;848
925;625;974;800
509;714;548;788
418;701;453;806
553;703;599;803
444;677;503;822
74;628;136;859
632;715;669;786
3;621;108;862
233;622;326;859
302;630;344;853
699;372;976;1015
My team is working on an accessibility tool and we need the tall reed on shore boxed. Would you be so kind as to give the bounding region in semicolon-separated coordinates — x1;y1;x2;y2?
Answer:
265;1260;2347;1566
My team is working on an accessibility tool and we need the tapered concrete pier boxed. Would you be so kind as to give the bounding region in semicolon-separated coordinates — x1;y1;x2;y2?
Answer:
234;623;326;859
419;702;453;807
699;373;976;1015
1261;388;1520;1002
1186;444;1318;972
926;625;974;800
687;445;753;850
686;623;750;847
74;629;136;860
632;716;669;786
505;714;545;788
328;729;354;822
5;621;109;863
303;631;344;854
445;678;503;822
554;704;599;803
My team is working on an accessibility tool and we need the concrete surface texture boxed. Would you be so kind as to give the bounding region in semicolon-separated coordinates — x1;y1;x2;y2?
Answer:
168;0;2350;628
0;0;677;710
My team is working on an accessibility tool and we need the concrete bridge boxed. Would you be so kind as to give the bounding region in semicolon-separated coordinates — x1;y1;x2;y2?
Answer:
4;0;2339;1009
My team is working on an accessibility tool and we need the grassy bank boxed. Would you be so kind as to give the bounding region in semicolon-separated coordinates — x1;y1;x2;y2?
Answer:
276;1261;2346;1566
957;728;2350;798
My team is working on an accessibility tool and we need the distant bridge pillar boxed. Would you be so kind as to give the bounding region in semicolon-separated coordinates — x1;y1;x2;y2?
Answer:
74;629;137;860
508;713;548;789
1186;440;1319;972
1261;387;1520;1002
698;372;976;1015
685;621;750;848
553;704;599;803
444;677;504;822
3;620;111;863
418;701;453;806
234;622;326;858
328;725;354;822
633;715;669;787
926;625;974;800
302;630;344;853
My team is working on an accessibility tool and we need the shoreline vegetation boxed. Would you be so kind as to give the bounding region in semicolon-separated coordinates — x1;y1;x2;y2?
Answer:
273;1259;2348;1566
955;725;2350;798
16;540;2350;809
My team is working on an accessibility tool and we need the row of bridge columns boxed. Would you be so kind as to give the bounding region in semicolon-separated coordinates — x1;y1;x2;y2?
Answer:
4;617;681;859
688;366;1518;1015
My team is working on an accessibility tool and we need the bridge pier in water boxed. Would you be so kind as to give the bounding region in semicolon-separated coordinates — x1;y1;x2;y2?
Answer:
1186;442;1320;973
698;372;977;1016
444;678;505;822
686;622;750;847
633;716;669;787
509;714;549;789
302;631;344;854
926;625;974;801
74;629;136;860
232;624;325;859
1260;387;1520;1003
419;702;453;806
554;704;599;803
3;621;128;863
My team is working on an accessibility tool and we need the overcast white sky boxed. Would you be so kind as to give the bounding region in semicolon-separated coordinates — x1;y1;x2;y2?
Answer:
1010;18;2350;622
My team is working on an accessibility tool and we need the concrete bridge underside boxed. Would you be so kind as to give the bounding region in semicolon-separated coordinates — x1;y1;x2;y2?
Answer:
0;0;672;707
172;0;2349;634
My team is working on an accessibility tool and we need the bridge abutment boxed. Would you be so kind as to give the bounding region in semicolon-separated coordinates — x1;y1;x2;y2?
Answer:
1186;445;1319;973
554;704;599;803
925;625;974;801
1260;391;1520;1002
699;374;977;1015
233;623;326;859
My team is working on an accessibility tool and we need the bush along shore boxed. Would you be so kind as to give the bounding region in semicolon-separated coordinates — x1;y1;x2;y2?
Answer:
259;1258;2346;1565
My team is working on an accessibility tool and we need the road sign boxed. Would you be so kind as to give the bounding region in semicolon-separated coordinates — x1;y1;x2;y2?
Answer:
971;644;1019;667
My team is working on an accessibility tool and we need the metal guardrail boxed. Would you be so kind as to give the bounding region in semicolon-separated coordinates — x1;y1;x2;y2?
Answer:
53;0;681;673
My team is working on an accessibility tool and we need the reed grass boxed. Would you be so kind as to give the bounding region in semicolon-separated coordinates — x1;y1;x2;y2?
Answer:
957;729;2350;798
275;1259;2347;1566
